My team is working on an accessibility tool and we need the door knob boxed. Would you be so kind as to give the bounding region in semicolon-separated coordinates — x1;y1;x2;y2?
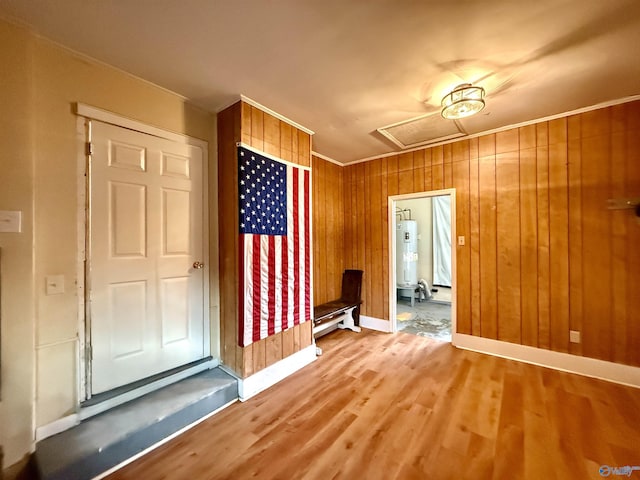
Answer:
193;261;205;269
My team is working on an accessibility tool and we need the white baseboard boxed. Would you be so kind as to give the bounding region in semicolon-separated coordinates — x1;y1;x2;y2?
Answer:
35;413;80;442
360;315;391;333
232;344;317;401
453;333;640;389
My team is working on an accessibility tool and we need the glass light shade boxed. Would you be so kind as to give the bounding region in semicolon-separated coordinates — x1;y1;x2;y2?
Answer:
441;84;485;119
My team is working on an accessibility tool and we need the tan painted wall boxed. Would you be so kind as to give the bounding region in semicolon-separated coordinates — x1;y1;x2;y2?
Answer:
0;18;218;468
0;20;36;468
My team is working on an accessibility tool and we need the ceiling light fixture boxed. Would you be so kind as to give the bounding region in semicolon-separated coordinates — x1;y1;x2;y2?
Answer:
441;83;486;120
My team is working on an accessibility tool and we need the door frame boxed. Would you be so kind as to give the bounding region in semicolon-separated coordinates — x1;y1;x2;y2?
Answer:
75;104;211;402
388;188;457;336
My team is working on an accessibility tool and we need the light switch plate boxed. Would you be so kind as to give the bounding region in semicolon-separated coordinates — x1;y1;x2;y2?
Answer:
46;275;65;295
0;210;22;233
458;236;465;246
569;330;581;344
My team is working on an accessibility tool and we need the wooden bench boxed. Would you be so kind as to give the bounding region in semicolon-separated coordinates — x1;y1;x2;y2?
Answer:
313;270;363;340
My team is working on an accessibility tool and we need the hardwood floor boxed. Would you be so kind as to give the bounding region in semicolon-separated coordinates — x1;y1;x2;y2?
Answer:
107;330;640;480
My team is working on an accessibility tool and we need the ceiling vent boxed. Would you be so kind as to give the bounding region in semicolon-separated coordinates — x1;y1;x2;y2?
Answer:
377;112;466;149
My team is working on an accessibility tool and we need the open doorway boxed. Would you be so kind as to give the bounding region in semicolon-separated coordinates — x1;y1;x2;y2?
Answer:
388;189;456;342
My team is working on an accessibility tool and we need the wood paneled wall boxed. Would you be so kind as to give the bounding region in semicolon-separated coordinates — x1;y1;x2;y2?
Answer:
217;101;313;378
311;155;345;305
342;100;640;367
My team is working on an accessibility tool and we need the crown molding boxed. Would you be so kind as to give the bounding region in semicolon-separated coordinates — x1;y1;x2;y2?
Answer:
311;151;342;166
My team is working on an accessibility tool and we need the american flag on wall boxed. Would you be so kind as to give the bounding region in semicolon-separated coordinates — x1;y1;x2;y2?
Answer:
237;145;311;347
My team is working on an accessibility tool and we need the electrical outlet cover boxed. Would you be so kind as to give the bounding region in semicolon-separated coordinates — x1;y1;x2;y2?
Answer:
0;210;22;233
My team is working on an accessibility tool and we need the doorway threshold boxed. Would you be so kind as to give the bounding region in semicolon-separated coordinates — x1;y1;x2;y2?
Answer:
80;357;216;420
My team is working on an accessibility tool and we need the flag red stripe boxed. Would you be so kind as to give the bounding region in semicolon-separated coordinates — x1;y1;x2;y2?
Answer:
281;236;289;331
292;167;300;326
267;235;276;336
239;234;246;346
252;234;262;342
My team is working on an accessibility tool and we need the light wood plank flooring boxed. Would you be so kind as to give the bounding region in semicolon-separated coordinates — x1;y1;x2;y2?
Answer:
107;329;640;480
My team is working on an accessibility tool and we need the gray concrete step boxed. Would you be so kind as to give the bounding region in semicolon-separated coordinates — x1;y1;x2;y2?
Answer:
35;367;238;480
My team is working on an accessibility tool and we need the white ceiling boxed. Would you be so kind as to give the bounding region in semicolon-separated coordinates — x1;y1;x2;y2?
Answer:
2;0;640;163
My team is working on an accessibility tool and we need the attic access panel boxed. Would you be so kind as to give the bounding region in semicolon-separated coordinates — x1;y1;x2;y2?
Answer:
377;112;466;149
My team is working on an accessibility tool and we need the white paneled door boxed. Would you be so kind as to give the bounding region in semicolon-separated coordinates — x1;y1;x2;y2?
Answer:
89;120;205;395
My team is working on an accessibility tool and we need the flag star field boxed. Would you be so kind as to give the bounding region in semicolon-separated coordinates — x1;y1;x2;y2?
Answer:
238;148;287;236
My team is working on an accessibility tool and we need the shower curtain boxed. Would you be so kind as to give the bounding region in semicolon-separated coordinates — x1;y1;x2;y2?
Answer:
432;196;452;287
